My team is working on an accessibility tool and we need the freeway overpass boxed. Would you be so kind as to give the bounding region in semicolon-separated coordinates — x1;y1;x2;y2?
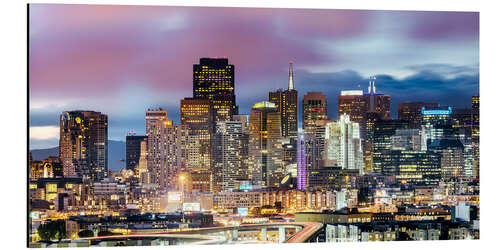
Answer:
79;222;324;246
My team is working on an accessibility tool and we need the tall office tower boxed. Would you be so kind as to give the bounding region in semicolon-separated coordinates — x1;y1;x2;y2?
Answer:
233;115;250;180
297;133;307;190
268;62;298;139
428;139;465;180
389;151;441;185
213;121;245;192
303;92;328;132
471;95;479;178
59;110;108;180
180;98;212;171
398;102;440;128
472;95;479;141
145;109;187;190
193;57;238;116
137;139;150;185
372;119;409;174
125;134;148;172
338;78;390;138
324;114;364;174
363;112;381;173
303;119;331;184
452;108;473;138
248;101;284;187
421;106;457;145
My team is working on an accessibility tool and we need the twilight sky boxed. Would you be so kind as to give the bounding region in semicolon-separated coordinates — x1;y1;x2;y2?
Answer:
29;4;479;149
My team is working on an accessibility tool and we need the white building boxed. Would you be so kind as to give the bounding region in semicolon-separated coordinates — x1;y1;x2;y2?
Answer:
325;114;364;174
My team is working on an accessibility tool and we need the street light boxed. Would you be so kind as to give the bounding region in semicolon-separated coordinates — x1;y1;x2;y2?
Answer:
179;174;186;222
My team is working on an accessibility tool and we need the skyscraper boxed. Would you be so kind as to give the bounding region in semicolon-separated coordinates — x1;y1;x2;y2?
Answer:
126;134;148;172
303;92;328;132
193;57;238;117
145;109;187;190
325;114;364;174
338;77;390;138
248;101;284;187
213;121;244;192
472;95;479;178
421;106;457;144
268;62;298;139
428;139;465;180
180;98;212;171
59;110;108;181
398;102;440;128
372;119;410;174
472;95;479;142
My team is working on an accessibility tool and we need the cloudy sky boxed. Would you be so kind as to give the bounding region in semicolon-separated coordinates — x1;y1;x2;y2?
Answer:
29;4;479;149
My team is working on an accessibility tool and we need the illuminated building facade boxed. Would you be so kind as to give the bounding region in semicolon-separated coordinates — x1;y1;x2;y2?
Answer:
297;134;307;190
180;98;212;171
213;121;245;192
193;57;238;118
472;96;479;142
304;119;332;187
325;114;365;174
303;92;328;132
233;114;250;181
59;110;108;181
268;62;298;139
308;166;359;190
126;134;148;172
421;106;457;145
472;95;479;178
249;101;284;187
337;79;391;139
145;109;188;190
137;139;149;185
389;151;442;185
372;119;410;174
30;156;63;180
428;139;465;180
398;102;440;128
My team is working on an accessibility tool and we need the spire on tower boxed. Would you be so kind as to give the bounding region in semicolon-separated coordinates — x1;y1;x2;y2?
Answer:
368;76;376;94
288;61;294;90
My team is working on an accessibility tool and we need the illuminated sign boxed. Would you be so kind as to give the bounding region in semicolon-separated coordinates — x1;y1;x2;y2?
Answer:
421;107;452;115
239;184;253;190
183;203;201;212
237;207;249;216
252;101;277;109
341;90;363;96
168;192;182;203
281;175;290;185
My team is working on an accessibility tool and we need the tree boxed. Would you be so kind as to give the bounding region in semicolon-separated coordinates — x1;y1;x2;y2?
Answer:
78;230;94;238
37;220;66;242
98;230;115;237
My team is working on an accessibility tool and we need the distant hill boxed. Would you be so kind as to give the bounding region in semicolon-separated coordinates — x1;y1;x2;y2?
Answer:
30;140;126;171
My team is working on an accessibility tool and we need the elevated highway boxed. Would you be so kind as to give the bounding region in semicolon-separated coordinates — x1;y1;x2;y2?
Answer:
80;222;324;246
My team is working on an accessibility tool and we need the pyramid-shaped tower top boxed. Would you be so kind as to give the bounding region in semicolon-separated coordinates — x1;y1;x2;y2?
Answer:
288;61;294;90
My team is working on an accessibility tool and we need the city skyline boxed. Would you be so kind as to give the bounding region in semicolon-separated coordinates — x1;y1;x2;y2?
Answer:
29;4;479;149
28;4;480;246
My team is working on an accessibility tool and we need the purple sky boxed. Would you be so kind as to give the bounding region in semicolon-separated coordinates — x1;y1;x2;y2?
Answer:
29;4;479;149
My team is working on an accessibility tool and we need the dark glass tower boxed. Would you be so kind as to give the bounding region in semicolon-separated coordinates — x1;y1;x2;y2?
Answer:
126;134;148;172
193;58;238;116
